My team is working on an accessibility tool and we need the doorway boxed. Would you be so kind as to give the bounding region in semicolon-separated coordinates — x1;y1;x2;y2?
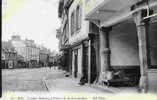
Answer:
74;50;78;78
82;46;88;82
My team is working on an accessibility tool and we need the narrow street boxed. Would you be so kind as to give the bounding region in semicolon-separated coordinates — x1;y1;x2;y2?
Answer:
2;67;138;94
2;67;52;92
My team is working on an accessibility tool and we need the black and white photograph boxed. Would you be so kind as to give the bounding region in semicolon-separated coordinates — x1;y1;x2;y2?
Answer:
1;0;157;100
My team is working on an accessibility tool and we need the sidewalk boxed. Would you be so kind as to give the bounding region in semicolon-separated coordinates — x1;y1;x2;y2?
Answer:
44;69;138;94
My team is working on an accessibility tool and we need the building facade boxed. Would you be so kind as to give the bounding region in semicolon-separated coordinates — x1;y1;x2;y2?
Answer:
2;42;17;69
57;0;157;92
2;35;51;68
39;47;50;67
9;35;48;68
58;0;98;82
11;35;27;62
25;39;40;68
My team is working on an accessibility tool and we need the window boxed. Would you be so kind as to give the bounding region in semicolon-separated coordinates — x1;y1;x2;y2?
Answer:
76;5;82;31
71;12;75;35
79;5;82;29
71;5;82;36
76;6;79;30
63;23;68;43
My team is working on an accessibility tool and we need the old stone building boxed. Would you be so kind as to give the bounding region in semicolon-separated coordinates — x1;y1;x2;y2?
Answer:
2;41;17;69
57;0;91;80
57;0;157;92
10;36;39;68
85;0;157;92
39;47;50;67
24;39;40;68
10;35;27;62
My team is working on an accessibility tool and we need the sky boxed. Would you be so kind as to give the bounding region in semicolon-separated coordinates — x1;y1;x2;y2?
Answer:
2;0;60;52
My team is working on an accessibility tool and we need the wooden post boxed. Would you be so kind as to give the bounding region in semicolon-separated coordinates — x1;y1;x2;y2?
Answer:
133;10;150;93
72;50;75;78
99;27;111;83
81;43;84;78
95;34;100;84
88;39;91;85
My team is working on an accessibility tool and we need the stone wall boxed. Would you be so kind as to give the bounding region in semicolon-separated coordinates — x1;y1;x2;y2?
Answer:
110;22;157;66
68;0;89;45
110;22;139;66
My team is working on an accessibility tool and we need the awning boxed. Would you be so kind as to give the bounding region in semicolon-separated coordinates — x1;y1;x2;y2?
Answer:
85;0;157;27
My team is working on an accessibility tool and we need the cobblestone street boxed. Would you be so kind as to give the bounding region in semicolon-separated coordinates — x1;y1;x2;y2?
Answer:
2;67;52;92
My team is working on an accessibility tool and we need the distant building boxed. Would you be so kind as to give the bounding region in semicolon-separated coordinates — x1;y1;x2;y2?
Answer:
10;35;27;61
9;35;41;68
2;41;17;69
16;54;26;68
25;39;40;68
2;35;51;68
39;47;50;67
48;51;58;66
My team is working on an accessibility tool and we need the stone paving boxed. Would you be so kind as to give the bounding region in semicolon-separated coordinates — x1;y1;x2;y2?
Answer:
2;67;139;94
44;69;138;95
2;67;52;92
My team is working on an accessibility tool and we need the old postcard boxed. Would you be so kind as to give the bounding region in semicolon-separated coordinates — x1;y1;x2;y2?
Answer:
1;0;157;100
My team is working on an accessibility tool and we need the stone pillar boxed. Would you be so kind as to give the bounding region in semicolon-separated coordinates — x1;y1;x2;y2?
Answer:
99;27;111;81
133;10;150;93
